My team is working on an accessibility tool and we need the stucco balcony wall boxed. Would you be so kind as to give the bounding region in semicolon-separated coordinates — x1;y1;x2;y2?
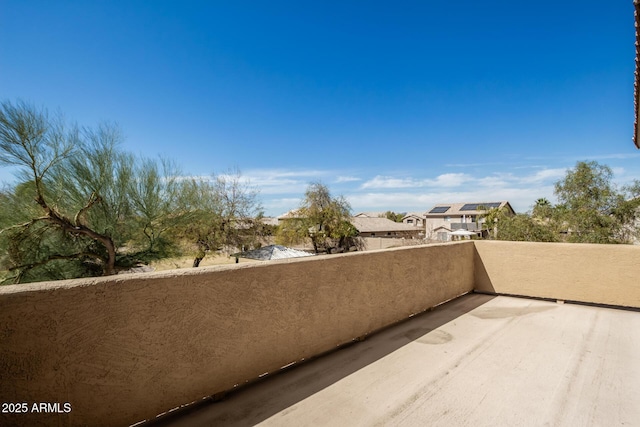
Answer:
474;240;640;308
0;242;474;427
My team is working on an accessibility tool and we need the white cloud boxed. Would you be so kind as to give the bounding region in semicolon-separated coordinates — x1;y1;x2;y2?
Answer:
240;169;333;195
361;176;416;189
476;176;510;188
361;173;472;189
242;168;328;182
424;173;473;187
262;197;302;215
518;168;567;184
444;162;504;168
335;176;361;183
347;193;432;212
207;162;640;217
347;167;569;214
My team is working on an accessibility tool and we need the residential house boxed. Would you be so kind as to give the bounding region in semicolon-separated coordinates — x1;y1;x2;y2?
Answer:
401;212;425;227
353;212;386;218
260;217;279;227
350;216;423;239
276;209;304;224
424;201;515;241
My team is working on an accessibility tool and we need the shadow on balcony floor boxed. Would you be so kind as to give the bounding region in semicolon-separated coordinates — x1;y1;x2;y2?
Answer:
147;292;640;426
145;293;496;426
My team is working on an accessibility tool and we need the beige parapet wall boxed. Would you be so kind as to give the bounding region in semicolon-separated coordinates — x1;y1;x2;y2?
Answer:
474;240;640;308
0;242;474;427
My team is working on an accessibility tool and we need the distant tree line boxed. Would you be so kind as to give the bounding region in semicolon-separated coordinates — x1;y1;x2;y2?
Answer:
0;100;266;284
3;101;638;284
381;211;405;222
482;161;640;244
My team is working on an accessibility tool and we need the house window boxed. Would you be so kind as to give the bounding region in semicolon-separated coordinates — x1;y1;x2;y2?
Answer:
407;219;413;224
444;216;451;222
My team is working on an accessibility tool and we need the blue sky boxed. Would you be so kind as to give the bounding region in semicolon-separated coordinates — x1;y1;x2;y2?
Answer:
1;1;638;216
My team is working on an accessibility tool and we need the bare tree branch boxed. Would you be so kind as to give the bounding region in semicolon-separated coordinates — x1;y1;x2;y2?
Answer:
0;216;49;235
8;252;107;284
74;192;102;227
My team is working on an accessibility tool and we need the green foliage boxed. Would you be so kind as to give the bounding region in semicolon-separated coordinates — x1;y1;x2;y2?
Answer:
532;198;553;219
382;211;405;222
127;157;185;255
0;100;263;283
176;171;264;267
480;207;502;238
275;218;307;247
0;100;121;282
484;162;639;244
276;182;361;253
554;161;627;243
493;214;559;242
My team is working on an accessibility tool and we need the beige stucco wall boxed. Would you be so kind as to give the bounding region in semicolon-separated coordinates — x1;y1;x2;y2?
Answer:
474;240;640;308
362;236;422;250
0;242;474;427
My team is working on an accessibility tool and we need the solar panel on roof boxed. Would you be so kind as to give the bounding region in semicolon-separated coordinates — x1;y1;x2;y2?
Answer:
429;206;450;214
460;203;501;211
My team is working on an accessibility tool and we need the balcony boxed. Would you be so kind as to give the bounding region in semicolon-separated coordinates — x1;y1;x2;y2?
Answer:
1;241;640;426
451;222;481;231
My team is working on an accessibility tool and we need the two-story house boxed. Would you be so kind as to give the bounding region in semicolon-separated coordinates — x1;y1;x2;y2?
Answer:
423;201;515;241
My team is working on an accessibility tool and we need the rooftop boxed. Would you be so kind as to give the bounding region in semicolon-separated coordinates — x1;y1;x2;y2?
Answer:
233;245;314;261
150;293;640;426
425;201;514;217
350;216;420;233
353;211;388;218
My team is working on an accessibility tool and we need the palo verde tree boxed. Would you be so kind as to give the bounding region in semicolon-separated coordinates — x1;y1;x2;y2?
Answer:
212;169;265;253
0;101;193;283
126;157;186;256
276;182;360;253
0;100;124;282
177;170;264;267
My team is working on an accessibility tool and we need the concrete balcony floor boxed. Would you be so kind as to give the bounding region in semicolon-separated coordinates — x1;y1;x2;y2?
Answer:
149;293;640;427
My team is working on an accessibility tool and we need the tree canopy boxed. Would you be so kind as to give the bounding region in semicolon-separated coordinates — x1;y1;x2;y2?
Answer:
485;161;640;244
176;170;265;267
0;101;263;284
381;211;405;222
276;182;361;253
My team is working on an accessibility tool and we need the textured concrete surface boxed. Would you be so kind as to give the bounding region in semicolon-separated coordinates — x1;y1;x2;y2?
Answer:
149;294;640;427
475;240;640;308
0;242;474;427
